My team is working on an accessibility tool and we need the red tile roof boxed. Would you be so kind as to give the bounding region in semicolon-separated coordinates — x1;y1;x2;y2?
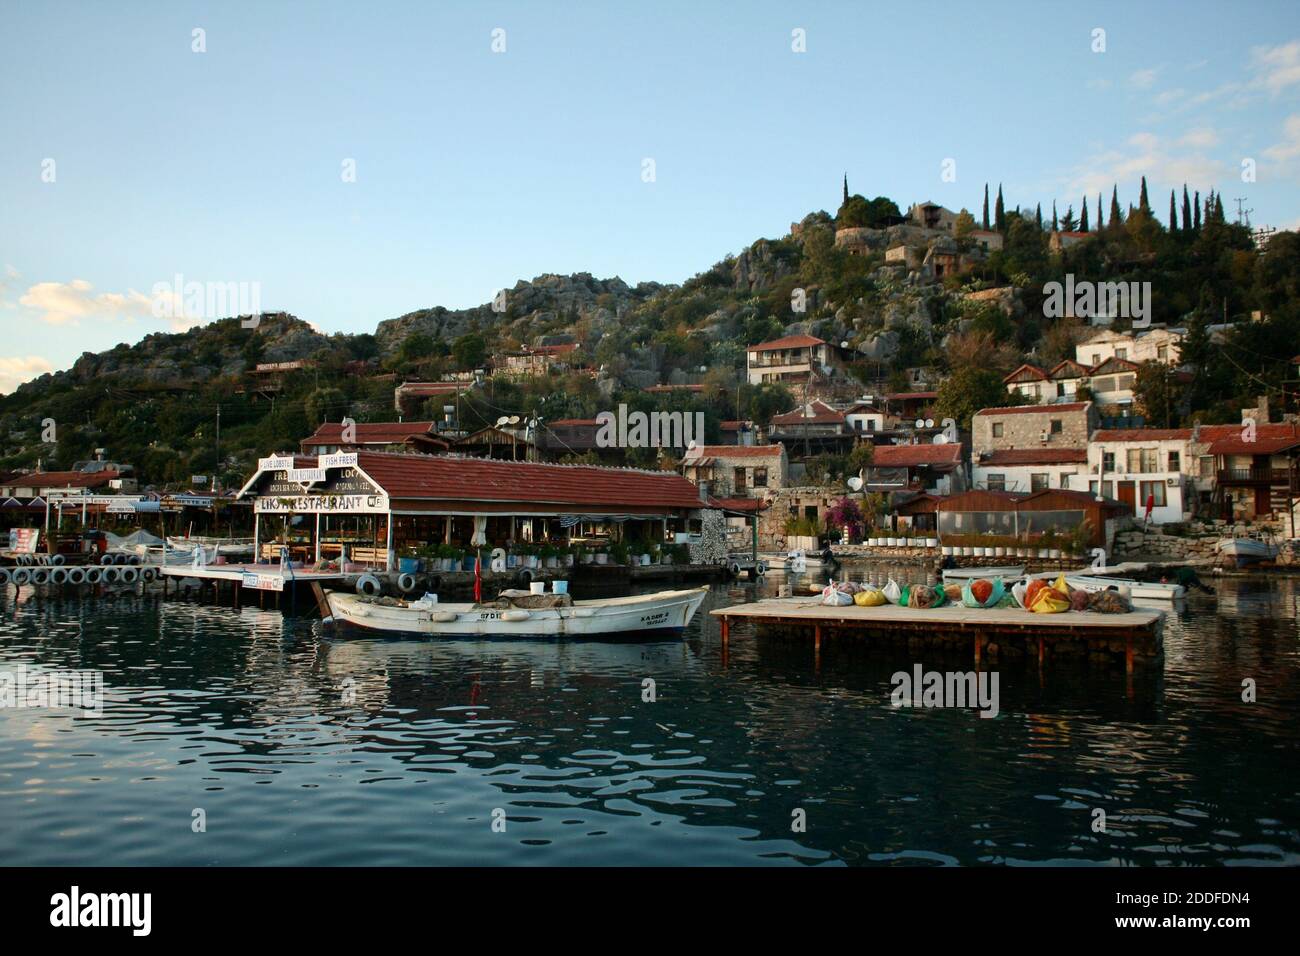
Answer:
870;443;964;467
1200;422;1300;456
1003;363;1049;383
644;384;709;393
706;496;768;512
749;333;827;352
5;470;121;488
975;402;1089;416
980;448;1089;465
770;400;845;426
1049;359;1090;378
352;452;704;509
303;421;437;445
547;418;601;427
885;391;939;401
1092;428;1193;442
685;444;784;459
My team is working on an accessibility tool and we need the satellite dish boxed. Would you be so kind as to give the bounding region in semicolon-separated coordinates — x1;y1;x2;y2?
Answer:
915;418;925;428
847;475;864;492
507;415;521;425
495;416;510;427
840;340;849;349
925;418;935;428
933;433;948;444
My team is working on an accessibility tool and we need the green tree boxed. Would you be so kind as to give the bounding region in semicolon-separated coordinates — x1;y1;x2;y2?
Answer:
452;332;487;370
1133;360;1183;428
934;366;1021;431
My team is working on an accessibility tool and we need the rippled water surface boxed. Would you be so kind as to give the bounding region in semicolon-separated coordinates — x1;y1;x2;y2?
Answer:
1;570;1298;866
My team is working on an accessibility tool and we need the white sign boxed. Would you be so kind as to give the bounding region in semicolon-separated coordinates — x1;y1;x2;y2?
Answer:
241;572;285;592
318;453;358;469
106;500;137;514
258;455;295;472
191;475;209;485
287;468;327;483
255;494;389;515
9;529;39;553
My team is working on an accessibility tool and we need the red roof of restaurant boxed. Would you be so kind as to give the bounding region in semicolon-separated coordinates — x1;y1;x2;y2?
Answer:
980;448;1089;465
885;391;939;401
706;496;769;513
353;451;704;509
870;443;964;467
303;421;437;445
770;400;845;426
749;333;826;352
975;402;1089;416
6;470;121;488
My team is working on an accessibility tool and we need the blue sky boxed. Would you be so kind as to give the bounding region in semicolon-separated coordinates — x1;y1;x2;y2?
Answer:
3;0;1300;391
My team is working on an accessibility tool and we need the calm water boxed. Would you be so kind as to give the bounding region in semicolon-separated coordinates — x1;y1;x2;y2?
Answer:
1;569;1298;866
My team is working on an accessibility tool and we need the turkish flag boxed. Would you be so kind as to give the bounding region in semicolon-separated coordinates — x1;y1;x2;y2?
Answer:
1144;493;1155;520
473;550;482;603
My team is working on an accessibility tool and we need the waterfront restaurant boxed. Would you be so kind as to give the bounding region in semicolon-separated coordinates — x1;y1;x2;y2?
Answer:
933;488;1129;549
235;450;708;568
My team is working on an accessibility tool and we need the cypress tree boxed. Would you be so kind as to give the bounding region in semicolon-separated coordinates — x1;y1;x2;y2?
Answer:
995;184;1005;231
843;174;849;205
1181;185;1191;231
1169;190;1178;231
1051;200;1059;232
1109;186;1123;227
1097;193;1104;229
1139;175;1150;213
1035;202;1042;229
982;184;990;230
1080;196;1090;232
1193;191;1201;230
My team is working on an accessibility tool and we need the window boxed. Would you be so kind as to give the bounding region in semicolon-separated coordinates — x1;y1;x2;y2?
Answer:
1168;450;1180;472
753;467;768;488
1127;448;1158;473
1031;473;1049;491
1139;481;1167;508
1050;419;1063;434
734;467;746;491
1102;452;1115;472
992;422;1004;438
1092;353;1101;365
804;505;818;520
1117;374;1136;390
1157;346;1168;361
1089;480;1115;498
1198;455;1215;477
986;474;1006;491
1115;348;1127;359
1059;473;1072;489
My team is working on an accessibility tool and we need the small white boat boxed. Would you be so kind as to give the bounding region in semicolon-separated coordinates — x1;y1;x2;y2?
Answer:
324;586;709;639
941;566;1024;583
1062;573;1185;601
1215;537;1278;566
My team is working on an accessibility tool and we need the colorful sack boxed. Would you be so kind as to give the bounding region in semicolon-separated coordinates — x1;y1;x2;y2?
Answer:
1088;589;1131;614
854;589;886;607
1011;581;1029;609
882;579;902;604
1028;582;1071;613
908;584;946;609
961;577;1007;608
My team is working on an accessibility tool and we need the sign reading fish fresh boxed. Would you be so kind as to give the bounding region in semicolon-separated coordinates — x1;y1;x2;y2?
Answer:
256;494;389;514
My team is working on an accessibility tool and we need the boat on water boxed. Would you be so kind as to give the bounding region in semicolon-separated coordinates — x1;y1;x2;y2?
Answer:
323;586;709;639
1215;536;1278;567
941;565;1025;583
1057;572;1185;601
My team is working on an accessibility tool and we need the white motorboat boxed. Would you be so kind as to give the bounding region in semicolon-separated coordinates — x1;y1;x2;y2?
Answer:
1060;572;1185;601
1215;537;1278;566
324;586;709;639
941;565;1025;583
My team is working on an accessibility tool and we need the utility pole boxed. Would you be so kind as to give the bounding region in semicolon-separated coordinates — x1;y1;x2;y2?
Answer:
215;404;221;494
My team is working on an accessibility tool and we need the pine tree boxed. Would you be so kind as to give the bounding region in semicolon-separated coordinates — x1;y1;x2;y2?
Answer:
1139;176;1150;213
1051;200;1059;232
1181;185;1192;231
982;184;990;230
1062;205;1077;232
1080;196;1090;232
995;184;1005;231
1109;186;1123;227
1035;203;1042;229
1193;191;1201;230
1169;190;1178;231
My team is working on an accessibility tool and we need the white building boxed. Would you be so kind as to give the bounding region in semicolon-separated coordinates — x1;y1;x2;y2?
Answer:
971;448;1092;493
1075;327;1183;368
1085;428;1197;523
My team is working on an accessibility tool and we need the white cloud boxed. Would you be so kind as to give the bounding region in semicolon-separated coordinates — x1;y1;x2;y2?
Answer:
1154;88;1186;107
1262;113;1300;175
1130;68;1160;89
19;278;155;327
1066;131;1226;197
0;355;55;394
1251;40;1300;94
1178;127;1220;148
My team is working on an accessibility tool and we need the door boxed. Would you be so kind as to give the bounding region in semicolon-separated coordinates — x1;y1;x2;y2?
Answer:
1117;480;1137;513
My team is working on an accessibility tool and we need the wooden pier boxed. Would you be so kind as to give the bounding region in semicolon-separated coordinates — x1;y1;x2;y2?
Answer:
711;599;1165;673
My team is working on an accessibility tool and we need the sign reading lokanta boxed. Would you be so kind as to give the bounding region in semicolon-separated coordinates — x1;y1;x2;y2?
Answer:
241;572;286;592
255;494;389;514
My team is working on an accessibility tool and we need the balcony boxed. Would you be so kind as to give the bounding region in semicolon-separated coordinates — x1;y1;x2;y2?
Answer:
1217;467;1296;486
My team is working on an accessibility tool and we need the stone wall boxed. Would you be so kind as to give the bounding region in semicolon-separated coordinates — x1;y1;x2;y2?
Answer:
1111;519;1299;565
972;405;1094;455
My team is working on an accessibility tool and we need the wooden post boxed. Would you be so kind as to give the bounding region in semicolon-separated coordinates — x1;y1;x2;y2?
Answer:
1125;634;1134;675
974;631;982;668
310;582;332;619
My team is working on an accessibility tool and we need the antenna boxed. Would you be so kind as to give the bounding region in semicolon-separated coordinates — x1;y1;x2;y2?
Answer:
1233;196;1252;228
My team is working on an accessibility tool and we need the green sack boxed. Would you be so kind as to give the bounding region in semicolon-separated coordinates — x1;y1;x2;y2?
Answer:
961;577;1008;609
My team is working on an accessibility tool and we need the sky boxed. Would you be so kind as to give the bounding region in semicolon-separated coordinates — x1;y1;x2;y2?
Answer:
2;0;1300;392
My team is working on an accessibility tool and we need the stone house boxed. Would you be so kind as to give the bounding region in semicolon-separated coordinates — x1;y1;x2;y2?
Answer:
971;402;1098;491
679;444;788;500
1075;327;1183;368
864;441;967;495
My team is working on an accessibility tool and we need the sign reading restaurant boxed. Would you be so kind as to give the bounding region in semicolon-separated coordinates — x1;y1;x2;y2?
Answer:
251;451;387;513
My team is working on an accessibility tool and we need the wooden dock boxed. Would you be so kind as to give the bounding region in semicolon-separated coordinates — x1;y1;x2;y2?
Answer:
711;598;1165;672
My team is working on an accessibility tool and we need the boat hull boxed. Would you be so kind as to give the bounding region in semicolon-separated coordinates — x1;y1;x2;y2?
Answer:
941;566;1025;582
325;587;709;640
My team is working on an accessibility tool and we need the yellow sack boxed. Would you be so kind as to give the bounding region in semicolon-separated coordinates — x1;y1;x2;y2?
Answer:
854;589;886;607
1029;581;1071;613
